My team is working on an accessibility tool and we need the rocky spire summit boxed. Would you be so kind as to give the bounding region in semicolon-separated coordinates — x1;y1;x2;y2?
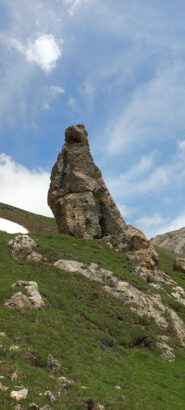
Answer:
48;124;126;238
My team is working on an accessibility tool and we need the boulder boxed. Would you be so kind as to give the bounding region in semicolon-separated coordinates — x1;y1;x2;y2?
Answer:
103;225;158;269
8;235;44;263
173;258;185;273
48;124;126;239
5;281;44;309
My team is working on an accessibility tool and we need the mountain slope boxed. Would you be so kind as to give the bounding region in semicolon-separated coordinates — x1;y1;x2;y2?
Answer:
152;227;185;255
1;204;185;409
0;202;57;235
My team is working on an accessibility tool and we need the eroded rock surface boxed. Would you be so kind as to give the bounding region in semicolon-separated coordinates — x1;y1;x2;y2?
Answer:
48;124;126;239
8;235;44;263
103;225;158;269
48;124;158;269
134;265;185;306
5;281;44;309
173;258;185;273
156;336;175;362
54;258;185;350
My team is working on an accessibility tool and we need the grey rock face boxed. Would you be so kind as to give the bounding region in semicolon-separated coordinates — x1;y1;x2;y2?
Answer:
48;124;126;238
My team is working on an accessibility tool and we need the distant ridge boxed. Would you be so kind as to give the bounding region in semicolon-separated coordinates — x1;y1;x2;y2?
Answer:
152;227;185;255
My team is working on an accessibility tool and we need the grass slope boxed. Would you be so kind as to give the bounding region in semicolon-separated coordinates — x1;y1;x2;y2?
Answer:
0;202;57;235
0;204;185;409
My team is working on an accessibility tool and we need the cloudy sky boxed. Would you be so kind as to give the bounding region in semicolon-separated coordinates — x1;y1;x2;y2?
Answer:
1;0;185;238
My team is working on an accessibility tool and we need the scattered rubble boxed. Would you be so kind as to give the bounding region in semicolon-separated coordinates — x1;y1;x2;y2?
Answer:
10;372;18;381
27;404;39;410
0;381;8;391
47;354;61;370
9;345;20;353
44;390;56;403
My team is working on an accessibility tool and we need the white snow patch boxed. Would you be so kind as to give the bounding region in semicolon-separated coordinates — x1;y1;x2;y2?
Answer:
0;218;28;234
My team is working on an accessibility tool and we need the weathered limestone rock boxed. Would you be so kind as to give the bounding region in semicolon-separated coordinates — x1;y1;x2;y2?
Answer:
54;258;185;345
48;124;126;239
173;258;185;273
0;381;8;391
103;225;149;252
134;265;185;306
47;354;61;370
48;126;157;268
103;225;158;268
5;281;44;309
10;388;28;401
44;390;56;403
8;235;44;263
156;336;175;362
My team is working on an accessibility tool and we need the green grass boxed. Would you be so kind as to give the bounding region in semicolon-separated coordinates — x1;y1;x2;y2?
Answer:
1;205;185;408
0;202;57;235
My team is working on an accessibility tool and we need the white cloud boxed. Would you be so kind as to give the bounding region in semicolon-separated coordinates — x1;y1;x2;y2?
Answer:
165;214;185;234
0;154;52;217
106;62;185;155
50;85;65;95
42;102;50;110
11;34;62;73
136;214;168;238
136;211;185;238
64;0;91;16
178;139;185;152
41;85;65;110
107;153;155;200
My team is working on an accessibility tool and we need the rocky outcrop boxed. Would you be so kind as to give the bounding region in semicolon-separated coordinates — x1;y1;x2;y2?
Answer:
48;124;126;239
152;227;185;255
103;225;158;269
5;281;44;309
48;124;157;268
173;257;185;273
54;258;185;351
8;235;45;263
134;265;185;306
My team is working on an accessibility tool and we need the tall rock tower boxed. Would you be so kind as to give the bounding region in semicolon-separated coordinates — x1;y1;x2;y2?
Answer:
48;124;126;238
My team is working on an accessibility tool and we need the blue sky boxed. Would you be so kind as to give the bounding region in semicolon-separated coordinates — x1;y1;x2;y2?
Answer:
1;0;185;238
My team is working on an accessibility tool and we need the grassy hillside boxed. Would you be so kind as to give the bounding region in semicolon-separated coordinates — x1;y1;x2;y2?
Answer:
1;204;185;409
0;202;57;235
